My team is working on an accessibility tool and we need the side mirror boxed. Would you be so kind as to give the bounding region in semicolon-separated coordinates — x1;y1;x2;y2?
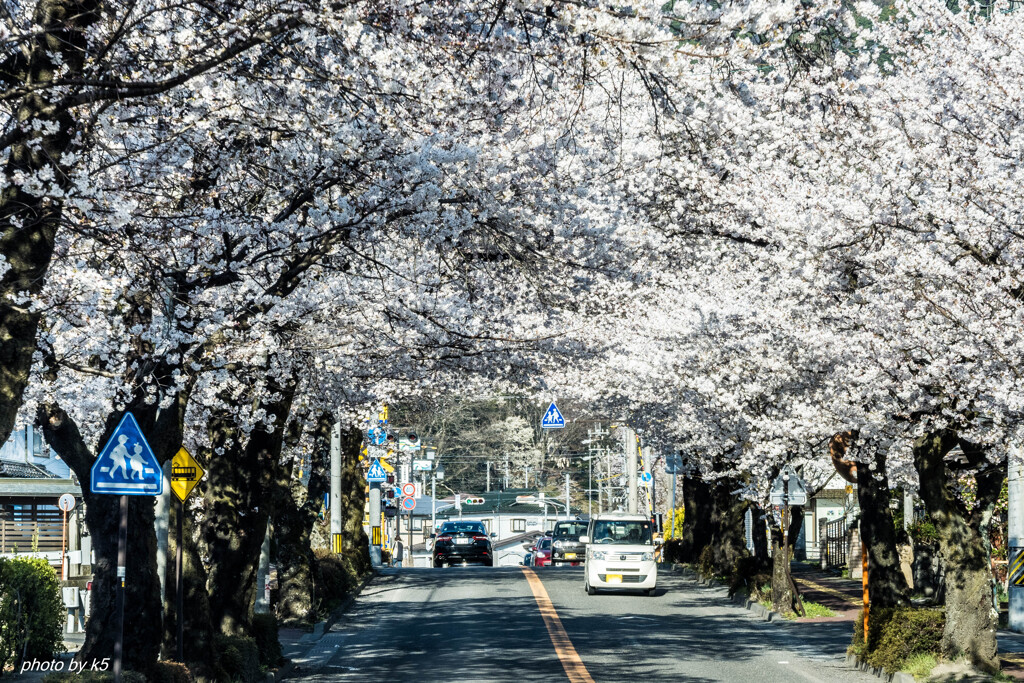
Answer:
490;532;497;538
429;533;436;539
579;536;590;544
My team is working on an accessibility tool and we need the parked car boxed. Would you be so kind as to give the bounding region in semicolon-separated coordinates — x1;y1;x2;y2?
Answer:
531;536;553;567
521;550;533;566
432;521;494;567
551;519;588;566
581;513;657;595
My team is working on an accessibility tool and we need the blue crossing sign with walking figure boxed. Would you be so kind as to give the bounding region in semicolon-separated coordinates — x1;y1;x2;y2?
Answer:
366;458;388;482
90;413;163;496
541;402;565;429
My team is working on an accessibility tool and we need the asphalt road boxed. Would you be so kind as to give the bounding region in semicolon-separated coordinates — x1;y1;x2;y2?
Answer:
289;566;879;682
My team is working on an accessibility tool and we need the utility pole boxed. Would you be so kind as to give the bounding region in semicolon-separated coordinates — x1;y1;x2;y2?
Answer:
486;461;491;492
625;426;638;514
505;456;509;489
1010;445;1024;632
565;473;571;519
525;465;529;489
330;421;343;552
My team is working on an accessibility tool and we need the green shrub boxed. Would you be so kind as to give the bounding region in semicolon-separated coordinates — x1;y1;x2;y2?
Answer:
151;661;194;683
0;557;65;673
250;613;283;668
852;607;944;674
213;634;261;683
697;546;715;578
42;671;146;683
313;549;359;614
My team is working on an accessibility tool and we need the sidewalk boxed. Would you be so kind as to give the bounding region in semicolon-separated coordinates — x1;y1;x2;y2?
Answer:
792;563;1024;679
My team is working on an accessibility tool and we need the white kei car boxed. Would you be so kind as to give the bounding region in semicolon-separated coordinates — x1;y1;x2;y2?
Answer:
581;513;658;595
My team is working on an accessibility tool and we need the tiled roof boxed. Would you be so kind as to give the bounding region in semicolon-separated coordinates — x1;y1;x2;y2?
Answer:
0;459;58;479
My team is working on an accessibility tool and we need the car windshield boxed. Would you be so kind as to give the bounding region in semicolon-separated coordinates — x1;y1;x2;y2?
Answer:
590;520;653;545
553;522;588;538
441;523;485;534
538;539;551;550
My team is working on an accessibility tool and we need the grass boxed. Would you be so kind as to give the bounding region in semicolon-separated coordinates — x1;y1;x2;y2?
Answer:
902;653;937;680
783;600;839;620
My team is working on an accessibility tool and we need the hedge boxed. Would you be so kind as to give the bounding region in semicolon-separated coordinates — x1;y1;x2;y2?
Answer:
852;607;945;674
0;557;65;674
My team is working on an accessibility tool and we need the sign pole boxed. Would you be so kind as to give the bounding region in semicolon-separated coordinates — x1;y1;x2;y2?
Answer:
61;509;67;581
176;500;184;662
114;494;128;683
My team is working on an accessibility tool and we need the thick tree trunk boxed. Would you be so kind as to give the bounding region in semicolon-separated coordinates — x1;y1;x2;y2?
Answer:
275;413;331;624
338;425;371;573
706;481;750;575
770;506;803;616
162;502;216;676
0;0;100;444
679;476;715;563
914;431;1001;673
857;450;910;608
204;375;297;636
751;505;770;570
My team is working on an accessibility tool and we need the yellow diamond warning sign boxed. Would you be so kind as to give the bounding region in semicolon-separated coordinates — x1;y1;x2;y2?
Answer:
169;447;205;502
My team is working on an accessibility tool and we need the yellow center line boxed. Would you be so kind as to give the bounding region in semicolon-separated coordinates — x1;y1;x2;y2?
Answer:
521;568;596;683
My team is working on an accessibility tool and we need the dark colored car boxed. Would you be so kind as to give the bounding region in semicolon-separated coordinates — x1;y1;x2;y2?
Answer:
432;521;493;567
531;536;553;567
551;520;588;565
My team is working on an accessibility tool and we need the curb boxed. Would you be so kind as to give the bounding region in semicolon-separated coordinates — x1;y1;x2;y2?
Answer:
274;570;377;681
671;564;914;683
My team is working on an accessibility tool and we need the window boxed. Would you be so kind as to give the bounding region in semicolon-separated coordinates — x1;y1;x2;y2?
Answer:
512;519;526;533
413;518;422;531
590;520;653;545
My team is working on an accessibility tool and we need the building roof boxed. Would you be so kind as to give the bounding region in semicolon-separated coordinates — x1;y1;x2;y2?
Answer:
0;459;58;479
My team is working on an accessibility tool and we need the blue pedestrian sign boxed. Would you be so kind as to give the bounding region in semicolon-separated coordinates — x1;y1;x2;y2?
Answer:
541;402;565;429
639;471;653;487
90;413;163;496
366;458;387;482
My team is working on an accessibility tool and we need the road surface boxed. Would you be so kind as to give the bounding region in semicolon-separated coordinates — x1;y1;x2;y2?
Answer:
289;566;878;682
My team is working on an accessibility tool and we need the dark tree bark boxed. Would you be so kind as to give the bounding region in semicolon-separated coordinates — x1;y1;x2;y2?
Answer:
751;505;770;570
705;481;750;576
678;475;715;563
0;0;100;445
162;502;216;677
857;449;910;608
274;412;332;624
338;425;371;573
914;431;1002;673
770;505;804;616
204;373;297;636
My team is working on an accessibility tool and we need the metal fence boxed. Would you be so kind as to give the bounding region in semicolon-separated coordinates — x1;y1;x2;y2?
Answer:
820;517;847;570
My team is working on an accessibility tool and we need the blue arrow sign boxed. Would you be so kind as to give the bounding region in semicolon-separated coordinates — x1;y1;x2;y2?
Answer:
367;426;387;446
90;413;163;496
639;472;653;484
541;402;565;429
366;458;387;482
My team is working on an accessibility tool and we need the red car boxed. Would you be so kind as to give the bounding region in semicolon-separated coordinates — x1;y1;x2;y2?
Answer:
531;537;553;567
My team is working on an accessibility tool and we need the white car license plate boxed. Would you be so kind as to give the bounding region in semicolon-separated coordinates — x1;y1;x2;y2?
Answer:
455;537;470;545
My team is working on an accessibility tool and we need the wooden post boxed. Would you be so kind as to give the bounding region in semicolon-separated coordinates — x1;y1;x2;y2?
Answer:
862;540;869;642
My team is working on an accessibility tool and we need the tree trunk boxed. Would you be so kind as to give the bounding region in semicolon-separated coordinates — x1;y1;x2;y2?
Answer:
338;425;371;573
679;476;715;563
275;413;331;624
0;0;100;445
751;505;770;571
162;502;216;677
857;449;910;608
706;481;749;575
914;431;1001;673
770;506;803;616
204;375;297;636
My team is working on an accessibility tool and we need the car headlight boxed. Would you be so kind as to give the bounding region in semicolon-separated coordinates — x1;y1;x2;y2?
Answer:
553;540;562;548
591;551;606;560
641;552;653;562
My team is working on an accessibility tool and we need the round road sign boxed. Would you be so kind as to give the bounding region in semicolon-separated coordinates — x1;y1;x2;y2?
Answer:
402;496;416;511
401;483;416;497
58;493;76;511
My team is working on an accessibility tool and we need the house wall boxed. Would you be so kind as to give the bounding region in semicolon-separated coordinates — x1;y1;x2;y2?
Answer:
0;426;70;478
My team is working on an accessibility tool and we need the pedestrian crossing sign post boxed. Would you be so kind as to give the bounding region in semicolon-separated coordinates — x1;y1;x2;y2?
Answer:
90;413;163;496
1011;547;1024;587
541;402;565;429
366;458;387;482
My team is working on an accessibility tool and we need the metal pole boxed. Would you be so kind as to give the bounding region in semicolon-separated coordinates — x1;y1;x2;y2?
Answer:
369;483;382;567
61;509;67;581
1009;445;1024;631
431;473;436;536
114;495;128;683
565;473;570;519
176;501;183;662
588;457;593;518
626;428;638;514
330;421;342;551
486;461;491;492
671;471;677;539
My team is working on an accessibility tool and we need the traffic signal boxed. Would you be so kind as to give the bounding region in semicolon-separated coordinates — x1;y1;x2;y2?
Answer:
386;474;395;485
386;488;395;500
